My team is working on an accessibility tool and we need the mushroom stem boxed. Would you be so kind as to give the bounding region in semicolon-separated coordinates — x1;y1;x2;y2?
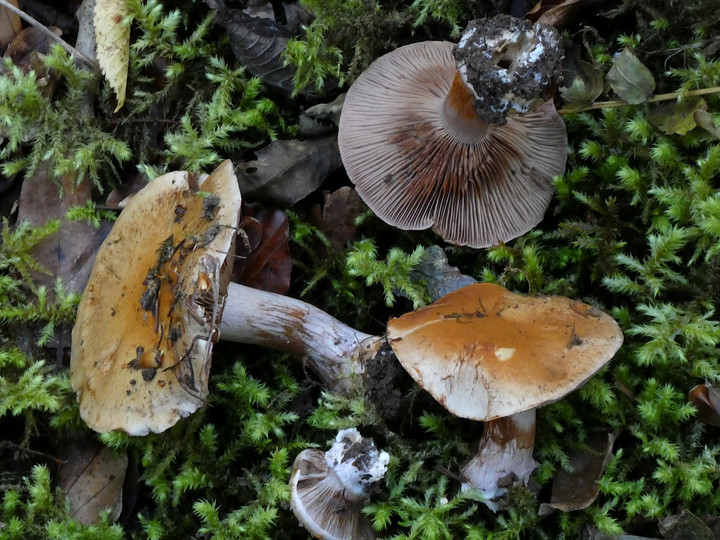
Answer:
440;71;489;143
460;409;537;511
219;282;381;391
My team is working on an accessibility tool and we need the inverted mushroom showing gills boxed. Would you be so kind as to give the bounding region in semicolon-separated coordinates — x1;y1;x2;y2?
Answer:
338;15;567;248
386;283;623;510
71;161;378;435
289;428;389;540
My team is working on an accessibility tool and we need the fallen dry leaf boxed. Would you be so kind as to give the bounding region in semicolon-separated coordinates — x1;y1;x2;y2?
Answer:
0;0;21;46
209;1;297;96
559;46;604;110
104;173;147;208
237;136;342;207
4;26;62;74
649;99;706;136
694;110;720;140
538;431;617;515
526;0;583;28
314;186;364;255
233;201;291;294
75;0;98;62
607;48;655;105
57;439;128;526
659;511;715;540
206;0;329;98
94;0;130;111
298;94;346;137
16;162;112;296
689;383;720;426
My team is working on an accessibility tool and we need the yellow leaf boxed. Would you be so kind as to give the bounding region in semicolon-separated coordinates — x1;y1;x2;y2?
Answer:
94;0;130;112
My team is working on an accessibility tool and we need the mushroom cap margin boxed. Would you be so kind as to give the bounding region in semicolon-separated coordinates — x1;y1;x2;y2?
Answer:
386;283;623;421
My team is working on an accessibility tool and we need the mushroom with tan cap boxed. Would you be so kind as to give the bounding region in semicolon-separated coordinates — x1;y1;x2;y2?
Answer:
338;15;567;249
386;282;623;510
289;428;389;540
71;160;379;436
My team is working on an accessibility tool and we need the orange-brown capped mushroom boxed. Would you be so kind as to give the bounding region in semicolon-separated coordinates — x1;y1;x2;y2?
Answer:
71;161;241;435
338;17;567;249
386;283;623;508
72;162;381;435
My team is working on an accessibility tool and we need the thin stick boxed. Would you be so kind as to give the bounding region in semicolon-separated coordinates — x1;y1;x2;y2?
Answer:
559;86;720;115
0;0;95;68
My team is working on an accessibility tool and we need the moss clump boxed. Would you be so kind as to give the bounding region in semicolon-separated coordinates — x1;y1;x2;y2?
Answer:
4;0;720;538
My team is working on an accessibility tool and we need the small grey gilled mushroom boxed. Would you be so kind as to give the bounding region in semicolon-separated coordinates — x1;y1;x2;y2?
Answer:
289;428;389;540
386;283;623;510
338;15;567;249
71;161;380;435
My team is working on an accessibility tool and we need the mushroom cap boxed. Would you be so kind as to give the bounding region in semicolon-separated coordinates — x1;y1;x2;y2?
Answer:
337;41;567;249
289;429;387;540
70;160;241;435
386;283;623;421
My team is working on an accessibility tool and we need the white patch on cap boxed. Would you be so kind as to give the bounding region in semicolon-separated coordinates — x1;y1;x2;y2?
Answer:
495;347;515;361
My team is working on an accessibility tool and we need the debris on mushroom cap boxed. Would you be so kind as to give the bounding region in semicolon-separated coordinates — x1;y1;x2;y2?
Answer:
455;15;564;125
386;283;623;421
337;41;567;249
70;160;241;435
289;428;389;540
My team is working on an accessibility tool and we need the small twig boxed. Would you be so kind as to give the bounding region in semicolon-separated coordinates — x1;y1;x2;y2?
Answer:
0;440;65;465
614;379;636;402
435;464;467;483
0;0;95;68
559;86;720;115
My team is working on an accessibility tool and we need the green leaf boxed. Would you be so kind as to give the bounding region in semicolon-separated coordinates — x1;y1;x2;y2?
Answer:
648;99;706;135
560;57;604;109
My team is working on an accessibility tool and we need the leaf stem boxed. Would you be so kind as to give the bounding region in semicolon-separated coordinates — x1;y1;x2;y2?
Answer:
558;86;720;115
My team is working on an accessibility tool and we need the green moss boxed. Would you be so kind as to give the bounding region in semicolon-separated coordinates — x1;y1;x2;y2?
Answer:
4;0;720;538
1;465;124;540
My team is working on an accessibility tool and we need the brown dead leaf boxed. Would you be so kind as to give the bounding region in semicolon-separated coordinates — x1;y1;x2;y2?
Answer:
16;162;112;296
299;94;346;137
207;0;329;98
689;383;720;426
104;173;147;208
694;110;720;140
314;186;364;254
0;0;21;46
233;201;291;294
659;511;715;540
209;2;296;95
4;26;62;73
94;0;130;111
57;439;128;526
237;136;342;207
526;0;582;28
539;431;617;515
